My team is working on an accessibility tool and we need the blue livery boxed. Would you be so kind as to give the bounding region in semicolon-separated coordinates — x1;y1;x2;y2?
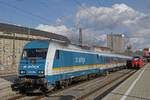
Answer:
11;40;131;93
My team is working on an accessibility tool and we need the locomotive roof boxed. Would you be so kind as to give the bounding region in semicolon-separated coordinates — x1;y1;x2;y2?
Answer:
24;40;50;49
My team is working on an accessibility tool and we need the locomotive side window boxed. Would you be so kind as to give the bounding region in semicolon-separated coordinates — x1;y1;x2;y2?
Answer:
97;55;99;59
55;50;60;59
22;50;27;58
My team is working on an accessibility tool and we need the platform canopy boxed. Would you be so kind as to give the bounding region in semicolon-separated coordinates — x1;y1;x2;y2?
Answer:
0;23;70;44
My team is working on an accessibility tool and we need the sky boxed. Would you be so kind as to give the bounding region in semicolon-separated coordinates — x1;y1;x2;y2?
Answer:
0;0;150;49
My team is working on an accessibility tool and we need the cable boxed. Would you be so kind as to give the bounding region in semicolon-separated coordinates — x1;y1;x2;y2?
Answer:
74;0;109;31
96;0;101;6
125;36;150;39
0;1;50;23
123;34;150;39
74;0;96;17
38;0;50;8
37;0;77;31
0;17;14;24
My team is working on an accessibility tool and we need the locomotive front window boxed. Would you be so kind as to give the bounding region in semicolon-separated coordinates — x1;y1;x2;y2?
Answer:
22;48;47;59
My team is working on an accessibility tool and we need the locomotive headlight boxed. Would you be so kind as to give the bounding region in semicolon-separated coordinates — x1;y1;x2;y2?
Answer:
20;70;26;74
38;70;44;74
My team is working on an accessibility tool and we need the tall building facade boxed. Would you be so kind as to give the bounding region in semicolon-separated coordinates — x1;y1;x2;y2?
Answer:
107;34;125;53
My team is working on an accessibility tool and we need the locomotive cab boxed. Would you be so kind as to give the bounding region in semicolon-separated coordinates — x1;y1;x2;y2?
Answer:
19;48;47;77
12;40;49;93
131;56;143;69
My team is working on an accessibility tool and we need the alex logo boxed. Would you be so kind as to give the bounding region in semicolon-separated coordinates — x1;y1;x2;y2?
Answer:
74;57;85;64
23;65;40;69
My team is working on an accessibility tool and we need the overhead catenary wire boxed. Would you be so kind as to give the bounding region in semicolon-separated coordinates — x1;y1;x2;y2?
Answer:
74;0;96;17
0;1;50;24
38;0;76;28
74;0;97;31
37;0;78;36
38;0;52;8
0;0;77;43
96;0;101;6
74;1;150;38
74;0;109;31
1;1;148;40
125;36;150;39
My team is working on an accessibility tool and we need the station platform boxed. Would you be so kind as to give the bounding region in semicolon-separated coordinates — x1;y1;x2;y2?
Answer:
103;63;150;100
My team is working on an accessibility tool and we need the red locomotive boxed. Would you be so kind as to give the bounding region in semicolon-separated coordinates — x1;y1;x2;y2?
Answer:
131;56;143;69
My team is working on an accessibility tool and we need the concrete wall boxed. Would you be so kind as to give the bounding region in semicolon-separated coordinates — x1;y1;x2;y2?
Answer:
0;31;49;75
0;32;42;74
0;38;28;74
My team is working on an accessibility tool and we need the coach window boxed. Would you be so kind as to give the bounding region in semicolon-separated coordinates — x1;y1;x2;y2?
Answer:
97;55;99;59
103;56;105;63
55;50;60;59
100;56;103;63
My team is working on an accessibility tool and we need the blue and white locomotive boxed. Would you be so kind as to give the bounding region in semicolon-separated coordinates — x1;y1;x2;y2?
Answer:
11;40;131;93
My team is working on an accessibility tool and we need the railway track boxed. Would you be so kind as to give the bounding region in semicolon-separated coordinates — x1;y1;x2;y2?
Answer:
3;69;136;100
21;69;136;100
77;70;136;100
